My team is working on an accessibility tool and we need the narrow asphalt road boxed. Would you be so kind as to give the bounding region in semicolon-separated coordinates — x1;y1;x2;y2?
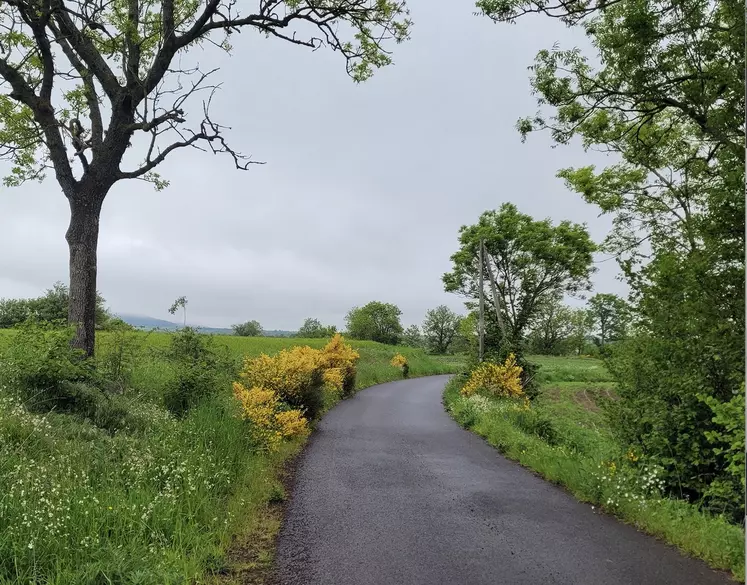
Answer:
275;375;733;585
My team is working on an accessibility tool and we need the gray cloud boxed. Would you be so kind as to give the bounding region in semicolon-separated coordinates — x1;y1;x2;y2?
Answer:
0;1;625;330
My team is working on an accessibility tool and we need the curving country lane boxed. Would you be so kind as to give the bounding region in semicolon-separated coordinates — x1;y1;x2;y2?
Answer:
275;375;732;585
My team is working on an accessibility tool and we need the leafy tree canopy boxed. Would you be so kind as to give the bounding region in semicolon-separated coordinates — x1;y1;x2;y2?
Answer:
0;0;411;356
401;324;423;348
587;293;630;348
422;305;461;354
443;203;596;349
476;0;745;519
0;282;113;329
232;320;263;337
296;318;337;339
345;301;403;345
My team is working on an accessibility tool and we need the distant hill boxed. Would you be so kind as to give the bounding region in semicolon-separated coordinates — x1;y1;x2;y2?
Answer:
118;314;181;330
117;314;294;337
263;330;297;338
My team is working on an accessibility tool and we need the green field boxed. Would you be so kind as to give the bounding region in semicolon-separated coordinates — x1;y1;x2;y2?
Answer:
0;329;462;585
120;332;458;402
444;355;745;581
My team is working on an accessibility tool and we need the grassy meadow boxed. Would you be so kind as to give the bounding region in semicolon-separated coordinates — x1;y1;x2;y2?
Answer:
444;355;745;581
0;328;461;585
122;331;458;395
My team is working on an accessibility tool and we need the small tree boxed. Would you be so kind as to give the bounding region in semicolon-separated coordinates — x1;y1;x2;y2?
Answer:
297;318;337;339
345;301;403;345
587;293;630;349
451;312;477;354
526;294;575;355
232;320;263;337
566;308;594;355
168;296;188;327
401;324;423;348
0;1;411;356
422;305;461;354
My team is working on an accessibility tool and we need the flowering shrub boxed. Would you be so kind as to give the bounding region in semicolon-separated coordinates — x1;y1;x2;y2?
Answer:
322;367;345;398
232;383;308;451
390;353;410;378
320;334;359;397
238;334;360;418
240;345;325;418
461;354;523;398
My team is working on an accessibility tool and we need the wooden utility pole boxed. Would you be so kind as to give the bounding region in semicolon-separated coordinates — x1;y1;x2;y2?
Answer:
478;238;485;362
483;245;508;346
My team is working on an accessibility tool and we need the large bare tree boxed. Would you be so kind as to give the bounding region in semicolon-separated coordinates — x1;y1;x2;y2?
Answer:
0;0;410;355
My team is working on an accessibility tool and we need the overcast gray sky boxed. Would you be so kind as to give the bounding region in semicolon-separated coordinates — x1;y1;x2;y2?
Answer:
0;1;626;330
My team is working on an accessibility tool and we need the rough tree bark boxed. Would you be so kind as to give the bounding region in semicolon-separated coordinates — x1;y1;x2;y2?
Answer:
65;194;103;356
63;159;116;356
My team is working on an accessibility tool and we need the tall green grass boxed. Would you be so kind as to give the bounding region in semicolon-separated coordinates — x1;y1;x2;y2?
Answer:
0;330;462;585
444;357;745;581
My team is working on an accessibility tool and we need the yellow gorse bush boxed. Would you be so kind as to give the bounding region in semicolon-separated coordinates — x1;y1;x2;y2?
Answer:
391;354;407;368
461;353;524;398
240;345;324;410
321;334;360;369
234;334;360;449
320;334;360;397
232;382;309;451
273;409;309;439
323;367;345;396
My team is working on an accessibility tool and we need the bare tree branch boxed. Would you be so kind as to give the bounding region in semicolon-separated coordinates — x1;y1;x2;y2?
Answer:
118;94;263;180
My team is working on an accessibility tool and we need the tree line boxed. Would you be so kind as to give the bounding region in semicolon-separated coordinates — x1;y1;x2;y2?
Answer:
0;282;124;331
233;303;470;356
526;293;630;356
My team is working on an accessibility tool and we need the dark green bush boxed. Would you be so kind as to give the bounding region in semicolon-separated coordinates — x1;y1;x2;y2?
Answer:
293;368;325;420
605;334;745;522
96;323;146;393
61;382;147;434
0;319;93;410
163;328;232;417
0;320;155;433
511;408;559;445
341;366;357;397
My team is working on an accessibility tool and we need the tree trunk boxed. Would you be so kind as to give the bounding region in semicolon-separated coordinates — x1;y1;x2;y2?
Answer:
66;194;104;357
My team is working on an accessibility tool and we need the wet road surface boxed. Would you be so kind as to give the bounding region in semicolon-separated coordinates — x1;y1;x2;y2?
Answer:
275;375;733;585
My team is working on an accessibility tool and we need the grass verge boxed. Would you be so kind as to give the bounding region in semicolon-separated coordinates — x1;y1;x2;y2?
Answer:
443;357;745;582
0;330;462;585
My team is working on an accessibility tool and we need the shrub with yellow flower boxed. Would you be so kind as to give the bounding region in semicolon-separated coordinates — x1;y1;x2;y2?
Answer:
320;334;360;397
391;353;409;378
240;345;326;418
322;367;345;398
237;334;361;421
232;382;309;451
461;353;524;398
